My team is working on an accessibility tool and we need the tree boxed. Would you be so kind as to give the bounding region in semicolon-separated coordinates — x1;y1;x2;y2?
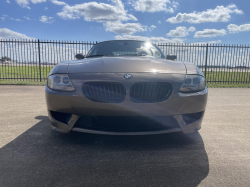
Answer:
0;56;11;61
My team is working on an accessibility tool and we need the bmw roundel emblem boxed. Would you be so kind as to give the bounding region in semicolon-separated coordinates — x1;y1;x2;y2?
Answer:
124;74;132;80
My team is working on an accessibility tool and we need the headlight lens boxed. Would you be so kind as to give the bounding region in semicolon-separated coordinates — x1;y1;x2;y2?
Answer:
179;75;206;92
47;74;75;91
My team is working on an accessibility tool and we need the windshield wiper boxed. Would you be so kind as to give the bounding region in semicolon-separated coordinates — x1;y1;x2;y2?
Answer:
86;55;107;58
87;54;150;58
116;54;149;56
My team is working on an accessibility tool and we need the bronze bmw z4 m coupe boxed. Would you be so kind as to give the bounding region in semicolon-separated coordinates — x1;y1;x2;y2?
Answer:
45;40;208;135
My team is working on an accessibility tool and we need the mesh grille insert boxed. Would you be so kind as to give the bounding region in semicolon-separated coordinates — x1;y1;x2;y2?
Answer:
130;82;172;103
83;82;126;103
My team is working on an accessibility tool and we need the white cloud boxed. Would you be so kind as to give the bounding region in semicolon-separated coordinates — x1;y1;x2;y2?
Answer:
44;6;48;10
149;25;156;32
167;26;188;37
24;16;30;20
31;0;46;3
10;18;22;21
2;15;23;22
15;0;31;9
191;40;222;44
194;29;227;38
56;0;144;35
166;26;195;37
208;40;221;44
166;4;243;23
15;0;46;9
0;28;35;39
51;0;67;6
39;15;54;23
7;0;10;3
187;26;196;32
56;0;150;35
1;15;8;21
227;23;250;33
131;0;178;13
57;0;137;22
158;20;161;24
115;34;184;43
105;22;146;34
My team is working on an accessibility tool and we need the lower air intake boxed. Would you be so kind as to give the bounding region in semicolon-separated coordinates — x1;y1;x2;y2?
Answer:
74;116;179;132
50;110;72;124
182;111;204;125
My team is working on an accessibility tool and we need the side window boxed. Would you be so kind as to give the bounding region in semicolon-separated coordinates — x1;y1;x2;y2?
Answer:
91;49;98;55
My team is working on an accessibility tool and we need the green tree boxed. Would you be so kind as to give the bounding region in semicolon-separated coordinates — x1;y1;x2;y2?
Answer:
0;56;11;61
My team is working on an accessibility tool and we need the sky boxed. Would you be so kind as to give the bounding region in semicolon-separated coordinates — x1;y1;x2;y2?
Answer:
0;0;250;44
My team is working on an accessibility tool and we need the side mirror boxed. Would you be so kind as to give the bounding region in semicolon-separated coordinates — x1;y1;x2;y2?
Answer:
166;54;177;61
75;54;85;60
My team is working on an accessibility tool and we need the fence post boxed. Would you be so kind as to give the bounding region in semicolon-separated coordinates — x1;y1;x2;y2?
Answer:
38;39;42;82
204;43;208;78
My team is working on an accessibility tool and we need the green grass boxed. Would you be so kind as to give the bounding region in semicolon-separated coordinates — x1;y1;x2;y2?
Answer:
0;65;53;80
0;65;51;85
0;80;46;85
204;71;250;83
0;66;250;87
207;83;250;88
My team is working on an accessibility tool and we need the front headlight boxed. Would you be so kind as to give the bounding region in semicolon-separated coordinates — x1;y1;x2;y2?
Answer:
47;74;75;91
179;75;206;93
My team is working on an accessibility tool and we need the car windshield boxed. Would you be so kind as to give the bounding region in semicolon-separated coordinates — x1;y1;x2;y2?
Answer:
86;41;165;59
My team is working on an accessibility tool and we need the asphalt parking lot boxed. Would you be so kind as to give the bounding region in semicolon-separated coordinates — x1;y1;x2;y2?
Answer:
0;86;250;187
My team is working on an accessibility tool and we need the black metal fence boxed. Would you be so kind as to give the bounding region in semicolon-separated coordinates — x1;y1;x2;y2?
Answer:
0;39;250;84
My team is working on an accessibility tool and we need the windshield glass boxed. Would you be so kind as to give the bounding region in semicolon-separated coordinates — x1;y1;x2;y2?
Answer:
87;41;165;59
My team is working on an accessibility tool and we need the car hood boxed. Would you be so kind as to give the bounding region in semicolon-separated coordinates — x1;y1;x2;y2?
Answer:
68;56;186;74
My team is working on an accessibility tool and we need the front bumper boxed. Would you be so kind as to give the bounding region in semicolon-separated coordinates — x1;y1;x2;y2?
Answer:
48;109;205;135
46;79;208;135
